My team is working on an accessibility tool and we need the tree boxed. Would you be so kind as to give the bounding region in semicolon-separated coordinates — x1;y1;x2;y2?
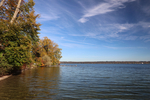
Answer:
37;37;62;65
0;0;41;72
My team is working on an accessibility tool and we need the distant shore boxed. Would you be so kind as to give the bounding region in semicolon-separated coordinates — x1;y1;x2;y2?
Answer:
60;61;150;64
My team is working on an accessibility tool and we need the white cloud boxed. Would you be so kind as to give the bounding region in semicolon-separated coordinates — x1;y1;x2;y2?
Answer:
70;32;98;37
140;35;150;42
78;0;136;23
59;43;84;48
124;36;138;40
138;22;150;28
70;21;150;42
83;3;114;18
69;23;137;41
146;39;150;42
35;0;63;22
78;18;89;23
58;39;96;48
119;26;127;30
105;46;146;49
62;38;95;46
38;14;59;22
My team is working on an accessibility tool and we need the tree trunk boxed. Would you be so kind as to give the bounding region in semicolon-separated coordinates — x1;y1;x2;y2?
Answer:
10;0;22;24
0;0;5;7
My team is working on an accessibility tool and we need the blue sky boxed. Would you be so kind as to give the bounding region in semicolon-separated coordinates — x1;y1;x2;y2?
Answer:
33;0;150;61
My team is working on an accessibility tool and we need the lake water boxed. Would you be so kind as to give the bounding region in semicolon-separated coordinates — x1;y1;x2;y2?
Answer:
0;64;150;100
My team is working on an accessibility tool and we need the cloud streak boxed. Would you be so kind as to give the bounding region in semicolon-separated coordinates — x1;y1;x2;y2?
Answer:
105;46;146;49
38;14;59;22
69;23;134;40
69;21;150;42
78;0;136;23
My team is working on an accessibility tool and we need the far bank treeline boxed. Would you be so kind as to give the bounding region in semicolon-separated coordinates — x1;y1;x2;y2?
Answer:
0;0;62;76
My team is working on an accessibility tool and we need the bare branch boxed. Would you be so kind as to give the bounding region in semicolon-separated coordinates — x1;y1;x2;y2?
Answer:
10;0;22;24
0;0;5;7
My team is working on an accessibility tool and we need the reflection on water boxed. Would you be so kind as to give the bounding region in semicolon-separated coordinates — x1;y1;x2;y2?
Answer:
0;64;150;99
0;67;60;100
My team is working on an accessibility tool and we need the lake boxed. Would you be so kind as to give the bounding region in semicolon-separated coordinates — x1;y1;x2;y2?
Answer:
0;64;150;99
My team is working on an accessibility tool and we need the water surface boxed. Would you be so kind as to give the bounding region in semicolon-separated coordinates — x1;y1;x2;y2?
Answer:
0;64;150;99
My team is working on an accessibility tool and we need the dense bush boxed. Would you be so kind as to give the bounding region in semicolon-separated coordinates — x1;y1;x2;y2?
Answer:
0;53;13;76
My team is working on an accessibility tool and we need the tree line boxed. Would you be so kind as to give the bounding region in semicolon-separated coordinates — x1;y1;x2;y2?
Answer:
60;61;150;64
0;0;62;76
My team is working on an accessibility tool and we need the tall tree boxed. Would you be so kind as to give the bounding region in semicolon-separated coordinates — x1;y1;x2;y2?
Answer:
37;37;62;65
0;0;41;70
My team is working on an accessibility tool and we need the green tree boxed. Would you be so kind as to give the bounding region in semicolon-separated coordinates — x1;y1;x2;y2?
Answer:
0;0;41;72
0;53;13;76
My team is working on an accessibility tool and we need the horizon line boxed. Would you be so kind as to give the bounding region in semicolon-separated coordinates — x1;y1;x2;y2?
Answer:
60;60;150;62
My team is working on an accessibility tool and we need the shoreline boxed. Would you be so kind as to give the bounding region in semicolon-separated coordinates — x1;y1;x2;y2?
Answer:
0;65;37;82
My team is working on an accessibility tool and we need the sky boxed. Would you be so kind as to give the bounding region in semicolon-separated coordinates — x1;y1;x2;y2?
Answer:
33;0;150;61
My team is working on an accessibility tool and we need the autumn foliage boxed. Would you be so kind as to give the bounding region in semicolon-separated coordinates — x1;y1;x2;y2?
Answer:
33;37;62;66
0;0;62;76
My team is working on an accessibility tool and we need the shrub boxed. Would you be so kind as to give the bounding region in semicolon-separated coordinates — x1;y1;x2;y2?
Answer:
0;53;13;76
42;55;52;67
